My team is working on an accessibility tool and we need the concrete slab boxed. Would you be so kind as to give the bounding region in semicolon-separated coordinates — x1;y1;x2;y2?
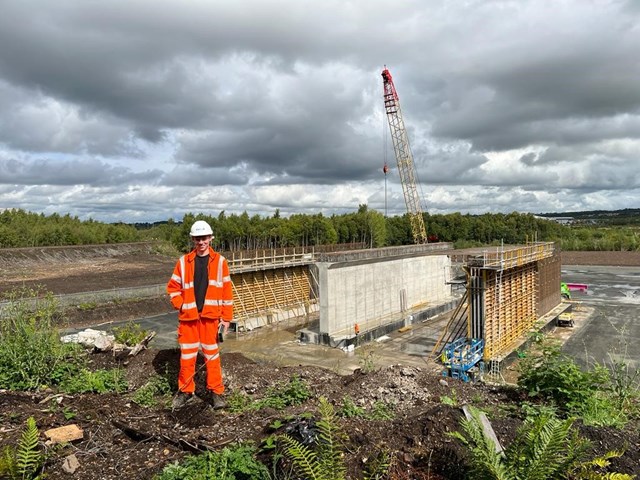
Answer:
561;265;640;370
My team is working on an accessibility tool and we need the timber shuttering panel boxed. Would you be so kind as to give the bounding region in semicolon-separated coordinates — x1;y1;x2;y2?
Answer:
479;264;538;360
231;265;317;329
536;250;561;317
462;243;560;361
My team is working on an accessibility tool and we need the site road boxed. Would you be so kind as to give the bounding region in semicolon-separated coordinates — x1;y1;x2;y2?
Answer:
560;265;640;370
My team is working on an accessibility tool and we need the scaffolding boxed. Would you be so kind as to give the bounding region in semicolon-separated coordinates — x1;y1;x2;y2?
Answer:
431;242;559;365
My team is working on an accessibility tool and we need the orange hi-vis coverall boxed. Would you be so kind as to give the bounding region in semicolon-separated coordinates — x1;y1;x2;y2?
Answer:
166;250;233;394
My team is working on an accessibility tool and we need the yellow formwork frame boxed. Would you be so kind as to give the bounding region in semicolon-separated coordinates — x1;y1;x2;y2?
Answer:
230;266;315;330
481;263;538;360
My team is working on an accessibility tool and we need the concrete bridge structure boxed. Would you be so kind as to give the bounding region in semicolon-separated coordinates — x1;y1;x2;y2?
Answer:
227;241;563;365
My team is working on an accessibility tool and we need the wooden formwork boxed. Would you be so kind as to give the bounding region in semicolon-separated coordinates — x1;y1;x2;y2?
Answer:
536;250;561;317
230;265;316;329
478;263;538;359
462;242;559;361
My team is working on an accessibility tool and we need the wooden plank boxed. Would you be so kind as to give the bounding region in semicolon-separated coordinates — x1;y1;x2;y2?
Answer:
462;405;503;454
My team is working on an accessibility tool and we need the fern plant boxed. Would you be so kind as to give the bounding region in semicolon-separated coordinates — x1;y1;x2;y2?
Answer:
279;397;346;480
570;450;635;480
0;417;44;480
451;406;633;480
278;397;389;480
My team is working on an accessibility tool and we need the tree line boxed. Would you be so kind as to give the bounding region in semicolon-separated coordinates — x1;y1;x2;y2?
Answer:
1;207;639;252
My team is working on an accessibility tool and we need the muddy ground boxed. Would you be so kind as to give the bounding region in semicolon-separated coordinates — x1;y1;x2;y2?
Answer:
0;245;639;478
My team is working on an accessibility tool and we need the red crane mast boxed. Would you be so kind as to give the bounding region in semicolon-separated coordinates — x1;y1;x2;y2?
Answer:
381;67;428;244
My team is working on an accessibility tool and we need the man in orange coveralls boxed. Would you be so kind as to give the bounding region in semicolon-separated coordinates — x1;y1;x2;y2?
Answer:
167;220;233;410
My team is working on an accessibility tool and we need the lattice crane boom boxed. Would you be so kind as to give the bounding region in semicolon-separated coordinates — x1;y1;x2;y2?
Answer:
381;67;428;244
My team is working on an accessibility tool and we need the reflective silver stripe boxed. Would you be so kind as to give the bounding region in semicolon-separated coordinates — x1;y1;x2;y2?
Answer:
201;342;218;350
209;279;223;287
184;281;194;289
169;292;181;298
203;352;220;361
180;342;200;349
217;256;224;286
203;299;234;306
179;255;186;288
204;299;224;306
180;352;198;360
171;273;181;282
182;302;197;310
222;275;231;282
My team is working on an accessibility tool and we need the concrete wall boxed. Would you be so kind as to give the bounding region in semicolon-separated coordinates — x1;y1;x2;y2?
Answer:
317;254;453;341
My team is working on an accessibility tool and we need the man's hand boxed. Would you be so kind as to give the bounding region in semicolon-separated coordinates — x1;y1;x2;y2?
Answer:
220;320;230;335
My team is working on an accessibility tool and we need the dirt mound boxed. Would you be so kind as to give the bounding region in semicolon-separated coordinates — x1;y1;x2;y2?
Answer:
1;349;637;479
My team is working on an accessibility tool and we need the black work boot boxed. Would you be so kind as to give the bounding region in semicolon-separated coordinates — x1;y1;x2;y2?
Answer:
211;392;227;410
171;392;194;410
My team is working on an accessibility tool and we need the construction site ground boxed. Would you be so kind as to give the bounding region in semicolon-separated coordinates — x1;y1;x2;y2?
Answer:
0;246;639;478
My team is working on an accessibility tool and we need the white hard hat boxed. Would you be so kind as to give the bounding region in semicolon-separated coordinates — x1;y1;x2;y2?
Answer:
190;220;214;237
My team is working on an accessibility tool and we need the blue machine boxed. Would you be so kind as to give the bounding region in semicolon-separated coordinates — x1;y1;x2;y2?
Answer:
441;337;484;382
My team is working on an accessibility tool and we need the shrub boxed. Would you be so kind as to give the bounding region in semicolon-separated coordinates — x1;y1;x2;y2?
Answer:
0;288;80;390
517;342;608;411
154;443;270;480
113;321;149;346
451;406;634;480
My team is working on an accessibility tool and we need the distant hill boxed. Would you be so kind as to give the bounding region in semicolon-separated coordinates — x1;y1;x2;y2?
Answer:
537;208;640;226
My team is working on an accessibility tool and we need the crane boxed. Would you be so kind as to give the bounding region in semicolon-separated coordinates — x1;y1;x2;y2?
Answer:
381;67;428;245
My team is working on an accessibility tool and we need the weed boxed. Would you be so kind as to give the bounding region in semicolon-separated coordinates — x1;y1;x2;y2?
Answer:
113;321;149;346
226;390;253;413
62;408;76;421
77;302;97;311
357;343;379;373
338;396;366;418
59;368;128;394
255;375;311;410
440;389;459;407
0;287;82;391
369;401;395;420
338;396;395;421
133;374;172;407
153;442;270;480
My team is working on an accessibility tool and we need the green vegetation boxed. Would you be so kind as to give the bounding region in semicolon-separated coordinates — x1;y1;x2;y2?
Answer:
451;405;633;480
0;288;79;390
0;417;44;480
517;340;639;428
356;343;379;373
112;321;150;346
154;443;270;480
0;288;128;394
278;397;389;480
3;205;640;251
338;396;395;420
132;374;172;408
228;375;312;413
0;209;140;247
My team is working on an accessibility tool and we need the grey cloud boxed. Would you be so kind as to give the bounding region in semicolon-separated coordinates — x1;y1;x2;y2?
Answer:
0;158;163;186
0;0;639;222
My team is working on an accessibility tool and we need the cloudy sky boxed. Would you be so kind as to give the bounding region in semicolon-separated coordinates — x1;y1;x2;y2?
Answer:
1;1;639;223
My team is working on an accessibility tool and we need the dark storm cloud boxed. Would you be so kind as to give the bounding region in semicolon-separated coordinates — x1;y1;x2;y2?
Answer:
429;7;640;153
0;157;163;186
0;0;639;221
